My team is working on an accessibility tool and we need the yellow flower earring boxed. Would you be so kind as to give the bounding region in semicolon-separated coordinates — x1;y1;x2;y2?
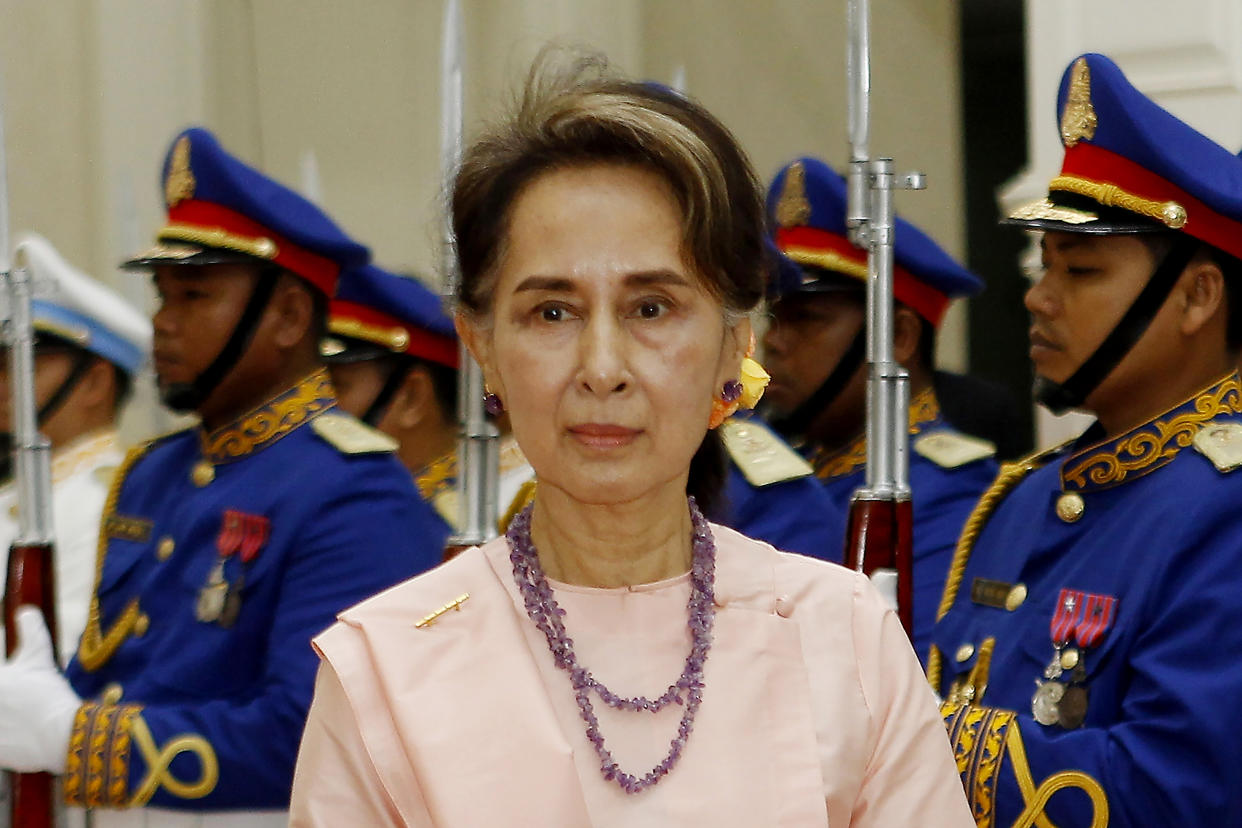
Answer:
708;333;770;429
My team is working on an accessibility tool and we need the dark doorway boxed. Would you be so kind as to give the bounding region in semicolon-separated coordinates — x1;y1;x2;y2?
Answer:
959;0;1033;458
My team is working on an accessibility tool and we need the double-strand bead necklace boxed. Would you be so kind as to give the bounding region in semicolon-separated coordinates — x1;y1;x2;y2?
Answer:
507;497;716;795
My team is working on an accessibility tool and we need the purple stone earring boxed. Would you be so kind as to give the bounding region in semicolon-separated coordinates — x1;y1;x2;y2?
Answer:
720;379;743;403
484;391;504;416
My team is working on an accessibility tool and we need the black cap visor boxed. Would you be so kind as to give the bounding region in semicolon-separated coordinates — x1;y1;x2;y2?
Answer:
319;335;396;365
1003;191;1172;235
121;242;261;271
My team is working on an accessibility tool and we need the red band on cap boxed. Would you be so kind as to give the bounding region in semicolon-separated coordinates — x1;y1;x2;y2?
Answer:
775;226;951;326
331;300;459;369
1061;143;1242;261
165;200;341;295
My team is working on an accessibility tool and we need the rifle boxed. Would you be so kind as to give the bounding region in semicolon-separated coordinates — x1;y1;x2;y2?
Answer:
440;0;499;556
0;84;59;826
842;0;924;637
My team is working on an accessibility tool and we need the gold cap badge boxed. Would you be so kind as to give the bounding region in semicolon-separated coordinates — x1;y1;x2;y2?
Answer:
774;161;811;229
165;136;196;208
1060;57;1098;147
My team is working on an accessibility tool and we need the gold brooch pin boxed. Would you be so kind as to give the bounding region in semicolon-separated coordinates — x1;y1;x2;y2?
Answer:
415;593;470;628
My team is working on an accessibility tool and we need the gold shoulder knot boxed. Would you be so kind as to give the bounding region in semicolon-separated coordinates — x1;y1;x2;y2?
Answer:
1192;420;1242;472
913;431;996;469
311;413;398;455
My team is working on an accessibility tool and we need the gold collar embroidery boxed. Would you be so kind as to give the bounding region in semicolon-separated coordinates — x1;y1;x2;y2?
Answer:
415;451;457;500
200;370;336;465
812;388;941;480
1061;373;1242;492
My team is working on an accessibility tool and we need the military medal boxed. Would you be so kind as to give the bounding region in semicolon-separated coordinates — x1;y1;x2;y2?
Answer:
219;576;244;628
1032;588;1117;728
198;510;269;627
1058;681;1089;729
1057;593;1116;729
1032;589;1083;723
195;559;229;622
1031;679;1064;725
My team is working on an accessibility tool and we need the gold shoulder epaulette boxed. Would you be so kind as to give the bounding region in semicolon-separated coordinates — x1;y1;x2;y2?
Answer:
1192;420;1242;472
432;488;458;529
913;430;996;469
720;417;813;487
311;413;398;455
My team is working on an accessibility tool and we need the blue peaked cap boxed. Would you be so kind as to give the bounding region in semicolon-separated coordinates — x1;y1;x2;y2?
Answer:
126;127;370;296
325;264;458;369
768;157;982;325
1006;54;1242;260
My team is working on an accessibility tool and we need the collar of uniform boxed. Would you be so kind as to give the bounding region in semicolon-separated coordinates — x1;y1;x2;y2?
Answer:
1060;371;1242;493
199;369;337;465
415;450;457;500
811;387;941;480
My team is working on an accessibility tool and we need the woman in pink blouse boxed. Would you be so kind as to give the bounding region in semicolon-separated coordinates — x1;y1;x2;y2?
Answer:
289;55;972;827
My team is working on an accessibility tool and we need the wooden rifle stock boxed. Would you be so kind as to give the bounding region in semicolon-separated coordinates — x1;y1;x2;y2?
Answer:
844;496;913;638
4;540;58;828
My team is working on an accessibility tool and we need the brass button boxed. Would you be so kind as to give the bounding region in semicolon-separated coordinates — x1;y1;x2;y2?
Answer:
1055;492;1084;523
1005;583;1028;611
955;643;975;663
156;536;175;561
1060;647;1080;671
191;461;215;487
133;612;150;638
101;683;124;705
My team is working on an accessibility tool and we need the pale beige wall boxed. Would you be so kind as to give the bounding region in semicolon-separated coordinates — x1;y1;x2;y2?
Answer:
640;0;966;368
0;0;965;438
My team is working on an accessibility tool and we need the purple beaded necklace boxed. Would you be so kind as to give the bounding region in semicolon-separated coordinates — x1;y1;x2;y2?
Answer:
506;497;716;795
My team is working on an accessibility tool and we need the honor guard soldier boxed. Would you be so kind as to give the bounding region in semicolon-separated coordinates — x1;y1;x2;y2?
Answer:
0;233;151;662
931;54;1242;827
711;246;846;560
323;262;537;534
0;127;443;825
763;157;997;663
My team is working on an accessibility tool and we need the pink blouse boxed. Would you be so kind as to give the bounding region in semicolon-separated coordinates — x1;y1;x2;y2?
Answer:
289;524;972;827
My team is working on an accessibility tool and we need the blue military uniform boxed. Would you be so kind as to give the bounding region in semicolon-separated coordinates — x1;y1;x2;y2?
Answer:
713;410;844;560
60;128;443;813
930;54;1242;827
766;158;998;663
809;389;996;663
324;262;537;538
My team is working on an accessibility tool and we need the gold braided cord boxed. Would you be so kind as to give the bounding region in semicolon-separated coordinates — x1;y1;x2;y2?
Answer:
78;442;158;672
1048;176;1187;229
781;246;868;281
926;457;1043;690
128;716;219;805
1007;725;1108;828
158;223;278;259
328;317;409;352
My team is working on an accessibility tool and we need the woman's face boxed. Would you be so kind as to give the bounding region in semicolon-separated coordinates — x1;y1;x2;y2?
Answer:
461;163;748;507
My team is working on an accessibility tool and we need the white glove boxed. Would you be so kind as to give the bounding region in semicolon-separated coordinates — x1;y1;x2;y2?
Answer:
870;568;899;612
0;606;82;773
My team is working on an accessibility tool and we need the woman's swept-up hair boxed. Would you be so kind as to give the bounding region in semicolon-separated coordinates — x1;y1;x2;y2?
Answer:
451;48;771;513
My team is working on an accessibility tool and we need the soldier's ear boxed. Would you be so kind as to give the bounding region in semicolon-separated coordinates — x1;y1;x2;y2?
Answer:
269;274;315;350
893;305;923;367
392;367;434;431
1178;256;1226;338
